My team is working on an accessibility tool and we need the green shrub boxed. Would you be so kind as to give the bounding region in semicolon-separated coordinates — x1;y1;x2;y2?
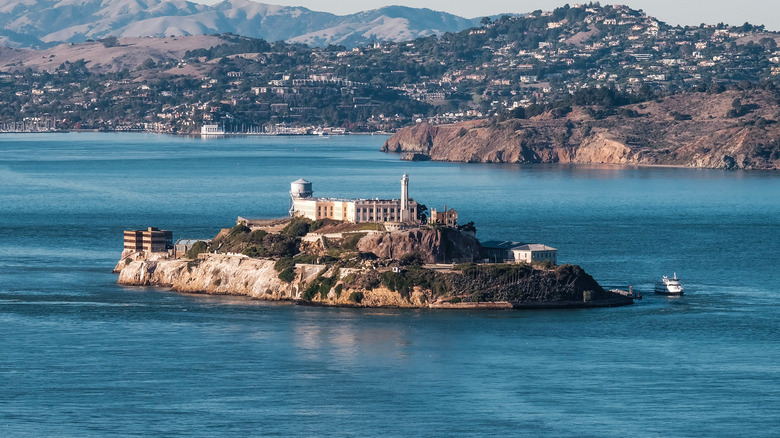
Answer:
348;292;364;303
399;252;424;266
124;258;132;265
310;218;337;232
186;259;200;272
453;263;475;272
213;278;222;286
446;296;462;304
243;245;268;258
340;232;366;250
229;224;251;236
302;282;319;301
334;284;343;297
292;253;319;264
278;267;295;283
185;241;209;259
250;229;268;242
380;271;401;291
274;257;295;273
282;217;311;237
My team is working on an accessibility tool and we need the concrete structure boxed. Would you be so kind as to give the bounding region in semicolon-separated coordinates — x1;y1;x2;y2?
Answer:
174;239;212;258
124;227;173;253
429;206;458;227
290;175;418;224
480;241;557;265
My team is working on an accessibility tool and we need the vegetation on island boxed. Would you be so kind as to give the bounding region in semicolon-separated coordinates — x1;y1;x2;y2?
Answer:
166;216;625;307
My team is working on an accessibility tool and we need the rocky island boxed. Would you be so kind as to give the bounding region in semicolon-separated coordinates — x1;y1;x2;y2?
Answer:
115;176;633;309
114;219;632;309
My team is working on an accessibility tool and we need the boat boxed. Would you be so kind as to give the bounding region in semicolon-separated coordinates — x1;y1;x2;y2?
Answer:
654;273;684;295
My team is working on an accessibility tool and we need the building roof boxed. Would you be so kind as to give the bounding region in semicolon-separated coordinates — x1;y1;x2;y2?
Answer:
512;244;557;252
175;239;212;246
291;178;311;184
480;240;526;249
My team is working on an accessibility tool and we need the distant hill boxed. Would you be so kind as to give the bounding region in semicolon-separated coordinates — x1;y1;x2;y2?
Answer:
383;87;780;170
0;0;483;48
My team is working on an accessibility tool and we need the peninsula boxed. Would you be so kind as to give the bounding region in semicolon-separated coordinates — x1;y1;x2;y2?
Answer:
114;176;633;309
382;86;780;170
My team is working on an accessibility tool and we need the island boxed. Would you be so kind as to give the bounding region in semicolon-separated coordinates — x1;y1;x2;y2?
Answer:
114;175;633;309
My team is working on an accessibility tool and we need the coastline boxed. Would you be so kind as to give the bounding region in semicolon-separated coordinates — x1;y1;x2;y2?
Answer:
115;251;634;311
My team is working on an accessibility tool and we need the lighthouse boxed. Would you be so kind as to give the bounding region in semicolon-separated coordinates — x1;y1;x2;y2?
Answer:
400;173;409;223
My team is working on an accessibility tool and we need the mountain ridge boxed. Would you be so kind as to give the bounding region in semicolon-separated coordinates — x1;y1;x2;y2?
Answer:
0;0;484;48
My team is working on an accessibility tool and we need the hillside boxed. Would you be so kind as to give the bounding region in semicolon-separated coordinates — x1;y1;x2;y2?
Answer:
0;0;480;48
383;87;780;170
2;4;780;137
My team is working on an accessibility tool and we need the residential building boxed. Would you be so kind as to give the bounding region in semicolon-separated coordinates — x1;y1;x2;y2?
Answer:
124;227;173;253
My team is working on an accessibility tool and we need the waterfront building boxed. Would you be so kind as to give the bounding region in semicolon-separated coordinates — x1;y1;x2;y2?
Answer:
290;175;419;224
429;206;458;227
481;241;557;265
124;227;173;253
200;124;225;135
510;244;557;265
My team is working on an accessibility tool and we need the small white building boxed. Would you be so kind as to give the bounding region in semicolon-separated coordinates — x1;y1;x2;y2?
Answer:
511;244;557;265
200;124;225;135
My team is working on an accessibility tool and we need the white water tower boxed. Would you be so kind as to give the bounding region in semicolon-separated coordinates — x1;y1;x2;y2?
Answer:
290;179;313;216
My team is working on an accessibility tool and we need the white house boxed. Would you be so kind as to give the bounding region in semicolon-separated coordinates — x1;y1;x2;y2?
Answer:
511;244;558;265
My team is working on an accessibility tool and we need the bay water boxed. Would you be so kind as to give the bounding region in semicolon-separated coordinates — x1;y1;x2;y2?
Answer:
1;133;778;436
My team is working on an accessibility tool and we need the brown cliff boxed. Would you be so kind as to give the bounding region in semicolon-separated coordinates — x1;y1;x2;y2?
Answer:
356;228;481;263
383;89;780;170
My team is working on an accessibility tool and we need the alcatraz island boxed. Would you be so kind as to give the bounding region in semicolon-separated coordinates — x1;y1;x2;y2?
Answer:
114;175;635;309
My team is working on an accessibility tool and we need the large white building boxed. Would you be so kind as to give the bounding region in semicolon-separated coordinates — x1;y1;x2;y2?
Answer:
290;175;419;224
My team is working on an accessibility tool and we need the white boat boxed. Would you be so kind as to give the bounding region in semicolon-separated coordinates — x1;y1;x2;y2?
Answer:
654;273;684;295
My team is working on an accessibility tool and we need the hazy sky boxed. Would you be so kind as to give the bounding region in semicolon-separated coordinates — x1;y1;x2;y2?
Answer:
198;1;779;31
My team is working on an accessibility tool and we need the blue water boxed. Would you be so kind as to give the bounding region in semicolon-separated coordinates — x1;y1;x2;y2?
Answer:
1;133;779;436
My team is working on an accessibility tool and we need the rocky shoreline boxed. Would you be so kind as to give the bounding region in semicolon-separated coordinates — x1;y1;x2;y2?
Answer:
382;89;780;170
114;224;634;310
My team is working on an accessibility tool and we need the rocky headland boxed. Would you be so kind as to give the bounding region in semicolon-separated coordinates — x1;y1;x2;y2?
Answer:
115;219;633;309
383;88;780;170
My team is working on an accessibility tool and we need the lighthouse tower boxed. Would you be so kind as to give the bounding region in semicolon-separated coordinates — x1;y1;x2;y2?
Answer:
400;173;409;223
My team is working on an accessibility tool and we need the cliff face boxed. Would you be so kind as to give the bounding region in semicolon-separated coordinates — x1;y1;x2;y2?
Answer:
116;252;631;309
383;90;780;170
116;252;433;307
356;228;481;263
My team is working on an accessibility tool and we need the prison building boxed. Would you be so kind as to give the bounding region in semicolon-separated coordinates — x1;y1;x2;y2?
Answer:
428;206;458;227
290;175;418;224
